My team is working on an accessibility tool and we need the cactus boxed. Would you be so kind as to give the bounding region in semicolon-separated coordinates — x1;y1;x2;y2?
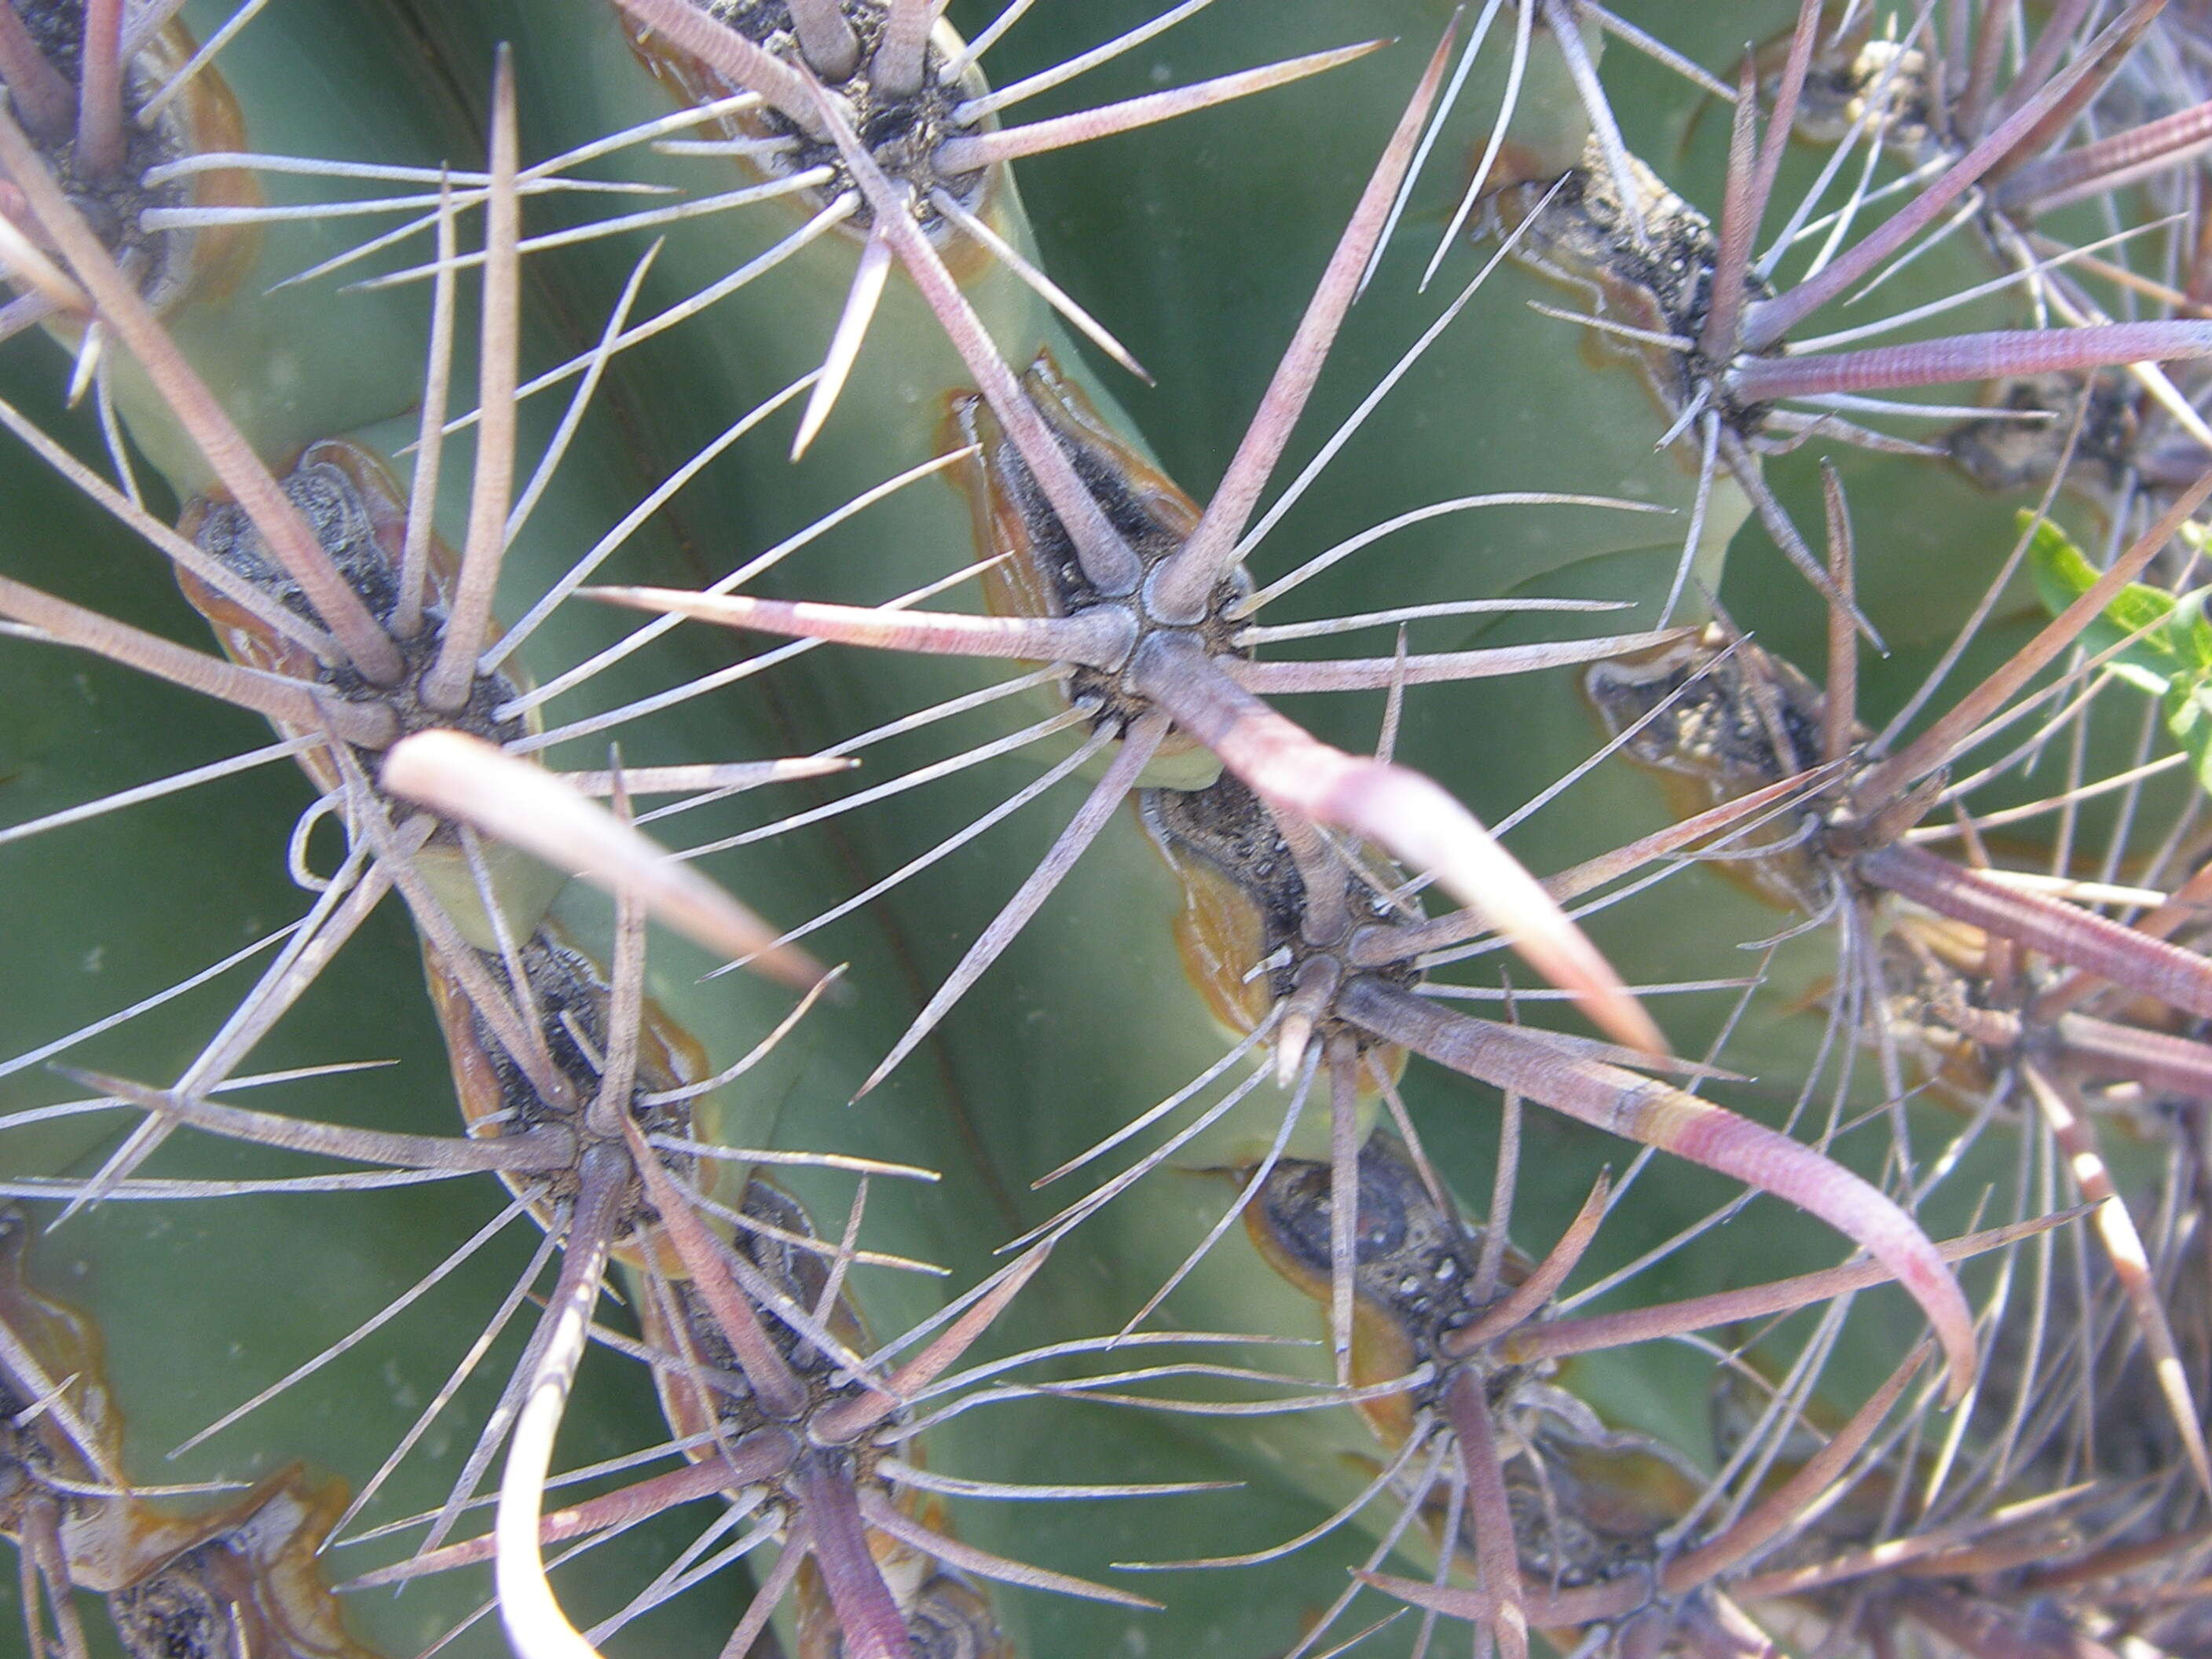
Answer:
5;2;2212;1656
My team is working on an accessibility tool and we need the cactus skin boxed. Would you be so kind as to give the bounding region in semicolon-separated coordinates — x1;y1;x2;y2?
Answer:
5;2;2212;1657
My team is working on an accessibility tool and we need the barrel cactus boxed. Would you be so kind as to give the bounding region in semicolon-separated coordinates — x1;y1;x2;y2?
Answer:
3;2;2210;1656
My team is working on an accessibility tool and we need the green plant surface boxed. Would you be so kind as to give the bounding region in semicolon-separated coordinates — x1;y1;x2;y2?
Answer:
5;4;2210;1657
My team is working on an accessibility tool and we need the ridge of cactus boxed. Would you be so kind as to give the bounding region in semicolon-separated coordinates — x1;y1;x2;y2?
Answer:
4;3;2212;1657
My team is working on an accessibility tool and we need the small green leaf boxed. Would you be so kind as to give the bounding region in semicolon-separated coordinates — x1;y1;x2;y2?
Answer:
2181;590;2212;676
2170;682;2212;796
2023;511;2182;692
2026;514;2212;800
